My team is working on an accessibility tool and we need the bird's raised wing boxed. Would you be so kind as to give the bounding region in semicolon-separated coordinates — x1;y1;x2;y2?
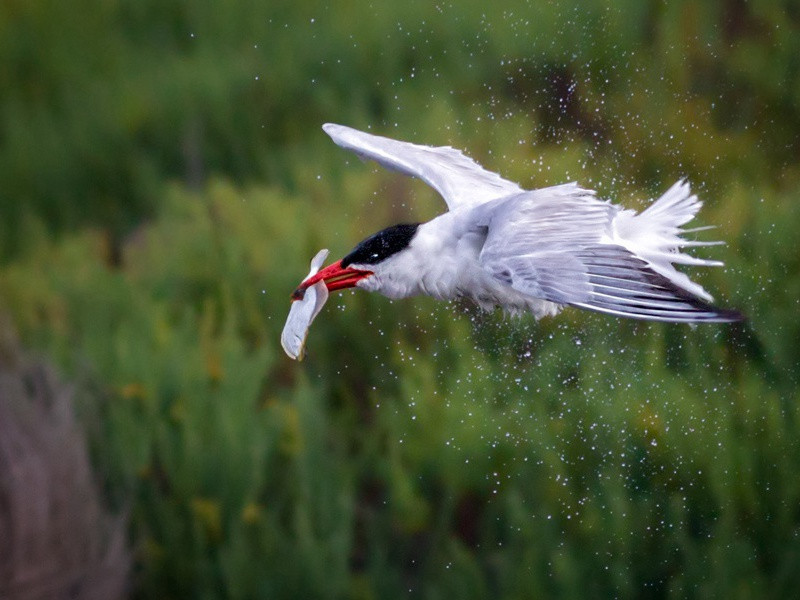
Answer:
323;123;524;211
476;183;742;323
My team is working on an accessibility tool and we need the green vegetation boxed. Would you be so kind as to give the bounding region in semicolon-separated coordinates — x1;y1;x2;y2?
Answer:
1;1;798;598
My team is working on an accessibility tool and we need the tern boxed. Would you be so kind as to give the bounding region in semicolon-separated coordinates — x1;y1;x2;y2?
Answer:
293;124;742;324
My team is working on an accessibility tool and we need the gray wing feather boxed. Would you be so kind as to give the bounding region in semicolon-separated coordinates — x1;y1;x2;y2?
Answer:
478;189;742;323
323;123;523;211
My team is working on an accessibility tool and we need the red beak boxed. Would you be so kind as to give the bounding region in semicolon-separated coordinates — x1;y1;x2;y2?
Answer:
291;260;373;300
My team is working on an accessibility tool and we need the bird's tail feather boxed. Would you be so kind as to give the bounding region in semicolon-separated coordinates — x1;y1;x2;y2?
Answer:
613;180;723;302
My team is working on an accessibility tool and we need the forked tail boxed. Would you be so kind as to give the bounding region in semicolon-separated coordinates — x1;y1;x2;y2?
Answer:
613;180;727;302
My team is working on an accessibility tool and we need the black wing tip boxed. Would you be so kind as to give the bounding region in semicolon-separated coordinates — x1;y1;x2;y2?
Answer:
655;280;745;324
673;306;746;324
707;306;746;323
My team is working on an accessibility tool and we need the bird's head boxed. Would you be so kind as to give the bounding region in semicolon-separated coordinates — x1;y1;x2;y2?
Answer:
292;223;420;300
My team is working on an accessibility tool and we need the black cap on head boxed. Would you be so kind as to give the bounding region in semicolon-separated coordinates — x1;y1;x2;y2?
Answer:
341;223;420;267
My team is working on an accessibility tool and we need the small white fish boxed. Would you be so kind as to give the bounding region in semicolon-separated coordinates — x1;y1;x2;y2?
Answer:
281;249;330;360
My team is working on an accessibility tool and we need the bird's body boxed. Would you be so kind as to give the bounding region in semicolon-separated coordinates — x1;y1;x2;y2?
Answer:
291;124;742;325
358;207;562;317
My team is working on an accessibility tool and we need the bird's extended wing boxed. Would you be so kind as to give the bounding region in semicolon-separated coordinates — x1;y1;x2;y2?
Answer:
477;183;742;323
323;123;523;211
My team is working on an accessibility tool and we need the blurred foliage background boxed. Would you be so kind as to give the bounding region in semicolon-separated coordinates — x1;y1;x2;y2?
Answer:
0;0;798;598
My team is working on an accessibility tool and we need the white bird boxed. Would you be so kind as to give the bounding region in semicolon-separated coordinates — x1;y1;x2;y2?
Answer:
292;123;742;324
